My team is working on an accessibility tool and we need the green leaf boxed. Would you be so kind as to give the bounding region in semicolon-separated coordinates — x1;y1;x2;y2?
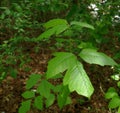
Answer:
79;49;117;66
18;100;31;113
78;42;96;49
37;19;69;41
26;74;41;89
22;91;35;99
37;24;69;41
118;106;120;113
46;52;77;79
105;92;118;99
51;73;63;79
44;19;68;29
37;80;54;98
107;87;117;92
108;96;120;109
46;94;55;108
63;61;94;98
105;87;118;99
117;81;120;88
10;69;17;78
71;21;95;30
65;97;72;105
55;24;69;35
37;27;56;41
34;96;43;110
111;74;120;81
57;85;70;109
53;84;62;92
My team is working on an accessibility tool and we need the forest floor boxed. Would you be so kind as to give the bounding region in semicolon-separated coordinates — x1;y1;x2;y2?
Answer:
0;42;119;113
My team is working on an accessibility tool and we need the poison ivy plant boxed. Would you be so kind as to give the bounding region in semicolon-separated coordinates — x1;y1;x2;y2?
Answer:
36;18;95;41
79;49;117;66
19;73;71;112
19;18;118;112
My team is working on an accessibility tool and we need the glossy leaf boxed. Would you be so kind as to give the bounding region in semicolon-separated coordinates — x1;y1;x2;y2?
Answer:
63;61;94;98
46;52;77;79
79;49;117;66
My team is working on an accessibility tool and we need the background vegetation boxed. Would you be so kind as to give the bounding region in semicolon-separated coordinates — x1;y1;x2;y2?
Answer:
0;0;120;113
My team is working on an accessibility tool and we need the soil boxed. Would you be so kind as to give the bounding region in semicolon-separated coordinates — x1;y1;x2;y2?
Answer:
0;44;119;113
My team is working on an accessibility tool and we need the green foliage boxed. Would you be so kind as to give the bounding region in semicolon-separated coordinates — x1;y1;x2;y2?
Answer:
37;80;54;98
19;74;71;112
46;52;77;79
0;36;31;82
19;18;118;112
26;74;41;89
79;49;117;66
57;85;71;109
19;100;31;113
36;18;96;42
105;87;120;112
0;0;119;112
34;96;43;110
63;61;94;98
37;19;69;41
47;52;94;98
70;21;95;30
44;19;68;29
22;91;35;99
105;65;120;112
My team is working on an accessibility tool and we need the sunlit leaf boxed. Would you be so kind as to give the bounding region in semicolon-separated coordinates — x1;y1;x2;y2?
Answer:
44;19;68;29
46;52;77;79
79;49;117;66
63;61;94;98
71;21;95;30
55;24;69;35
37;19;69;41
37;24;69;41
